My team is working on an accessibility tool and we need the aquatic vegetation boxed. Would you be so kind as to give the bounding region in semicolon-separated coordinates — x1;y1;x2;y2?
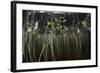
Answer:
22;10;91;62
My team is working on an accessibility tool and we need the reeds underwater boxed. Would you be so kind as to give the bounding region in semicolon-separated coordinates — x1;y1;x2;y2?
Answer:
22;28;91;62
22;10;91;62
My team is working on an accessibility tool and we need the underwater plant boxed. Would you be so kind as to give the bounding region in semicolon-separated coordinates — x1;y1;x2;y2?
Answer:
22;10;91;62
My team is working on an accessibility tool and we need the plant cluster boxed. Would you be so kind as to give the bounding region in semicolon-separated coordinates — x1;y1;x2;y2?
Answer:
22;10;91;62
